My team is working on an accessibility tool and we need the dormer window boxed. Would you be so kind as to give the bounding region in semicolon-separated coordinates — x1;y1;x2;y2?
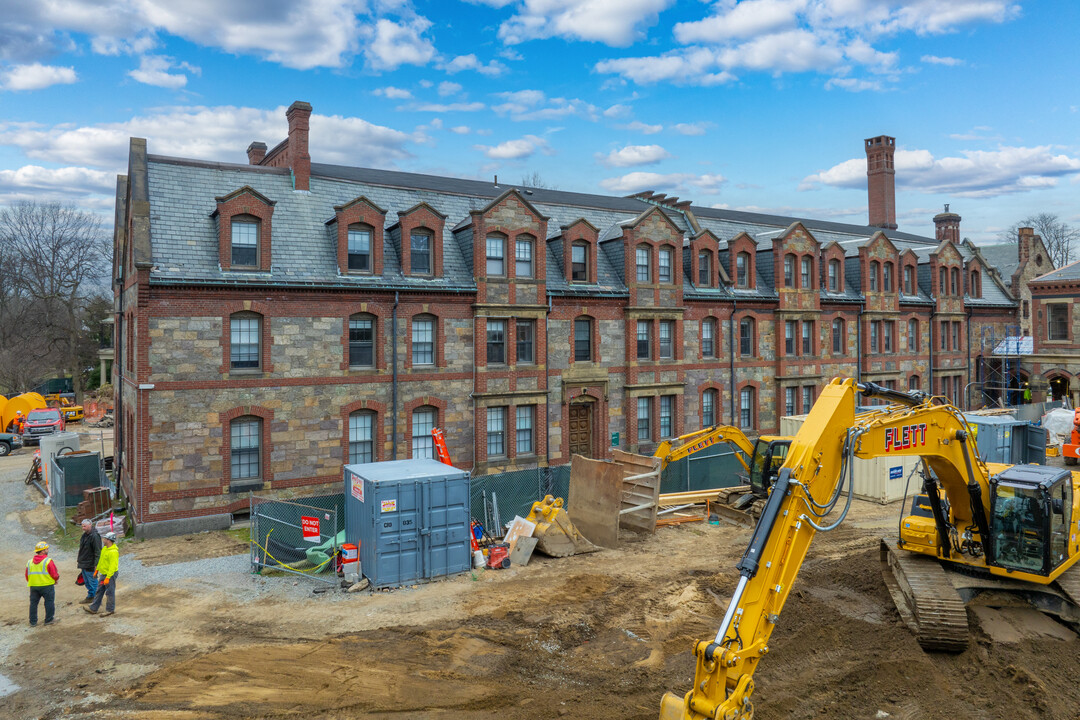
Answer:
347;224;372;272
883;262;893;292
659;246;673;283
783;254;795;287
828;259;840;292
939;268;947;295
801;256;812;289
411;230;433;275
571;242;588;282
970;269;981;298
486;233;506;276
698;251;712;286
869;260;880;291
636;246;651;283
231;217;259;268
904;265;914;295
950;268;959;296
515;236;534;278
736;252;750;288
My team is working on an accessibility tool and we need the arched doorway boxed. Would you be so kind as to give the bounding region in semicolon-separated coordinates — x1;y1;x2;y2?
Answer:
1049;375;1071;403
567;397;595;458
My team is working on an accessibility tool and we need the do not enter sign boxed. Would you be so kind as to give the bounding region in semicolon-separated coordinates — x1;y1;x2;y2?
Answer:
301;516;320;543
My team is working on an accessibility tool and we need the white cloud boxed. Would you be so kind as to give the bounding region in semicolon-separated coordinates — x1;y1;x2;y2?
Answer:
1;63;77;91
674;0;803;43
492;90;598;121
498;0;675;46
450;126;471;135
595;48;736;86
127;55;199;89
825;77;882;92
440;54;507;76
672;122;708;136
374;86;413;99
438;81;463;97
603;104;632;118
921;54;964;66
715;29;844;73
407;101;486;112
363;17;436;71
0;165;114;195
597;144;671;168
0;104;416;170
802;145;1080;198
620;120;663;134
599;171;725;194
474;135;550;160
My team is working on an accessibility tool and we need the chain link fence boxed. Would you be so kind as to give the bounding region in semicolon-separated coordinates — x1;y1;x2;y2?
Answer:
48;456;67;534
250;494;342;584
470;465;571;536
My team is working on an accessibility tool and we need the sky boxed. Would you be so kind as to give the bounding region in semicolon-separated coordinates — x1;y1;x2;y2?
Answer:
1;0;1078;245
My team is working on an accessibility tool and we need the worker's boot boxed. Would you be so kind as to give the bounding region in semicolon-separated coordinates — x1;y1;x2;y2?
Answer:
79;597;93;604
83;606;97;615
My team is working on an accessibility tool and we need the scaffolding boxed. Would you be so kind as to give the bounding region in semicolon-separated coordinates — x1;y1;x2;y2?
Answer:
974;325;1027;409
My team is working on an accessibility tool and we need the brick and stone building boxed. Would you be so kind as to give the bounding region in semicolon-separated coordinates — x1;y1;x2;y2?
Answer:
112;107;1025;533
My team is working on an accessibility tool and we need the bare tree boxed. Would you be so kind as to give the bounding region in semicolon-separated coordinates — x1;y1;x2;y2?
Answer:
520;171;557;190
999;213;1079;268
0;201;110;398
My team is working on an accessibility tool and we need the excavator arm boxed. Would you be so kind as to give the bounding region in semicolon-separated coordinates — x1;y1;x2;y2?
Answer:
659;378;1011;720
654;425;758;473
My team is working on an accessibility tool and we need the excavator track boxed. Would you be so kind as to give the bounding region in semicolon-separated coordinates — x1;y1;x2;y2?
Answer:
880;538;969;652
1054;561;1080;608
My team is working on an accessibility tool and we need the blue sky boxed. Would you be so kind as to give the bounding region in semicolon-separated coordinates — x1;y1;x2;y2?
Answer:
1;0;1078;244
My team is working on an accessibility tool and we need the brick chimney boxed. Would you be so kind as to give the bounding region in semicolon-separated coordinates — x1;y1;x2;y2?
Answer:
933;204;961;243
286;101;313;191
1017;226;1035;265
246;141;267;165
865;135;897;230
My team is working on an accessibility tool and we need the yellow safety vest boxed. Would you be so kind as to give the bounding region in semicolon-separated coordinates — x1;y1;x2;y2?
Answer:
27;557;55;587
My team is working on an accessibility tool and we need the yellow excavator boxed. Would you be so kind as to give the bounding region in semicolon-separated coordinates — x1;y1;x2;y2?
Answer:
655;427;792;524
660;378;1080;720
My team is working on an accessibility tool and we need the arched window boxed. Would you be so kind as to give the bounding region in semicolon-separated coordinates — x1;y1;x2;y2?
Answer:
939;267;947;295
739;317;754;357
908;318;919;352
969;270;980;298
574;316;593;362
828;259;841;292
869;260;880;291
739;386;755;430
951;267;959;296
636;245;651;282
658;246;674;283
348;313;375;368
348;410;375;464
736;251;751;288
783;254;796;287
230;312;262;371
883;262;893;292
347;223;372;272
412;406;437;459
903;265;914;295
410;229;434;275
486;232;506;276
230;416;262;481
515;234;535;278
832;318;845;355
411;314;436;366
571;242;589;282
701;317;717;358
698;250;713;286
230;215;259;268
702;389;717;428
801;256;812;289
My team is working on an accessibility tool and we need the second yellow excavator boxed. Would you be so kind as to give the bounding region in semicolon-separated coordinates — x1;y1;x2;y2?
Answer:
661;378;1080;720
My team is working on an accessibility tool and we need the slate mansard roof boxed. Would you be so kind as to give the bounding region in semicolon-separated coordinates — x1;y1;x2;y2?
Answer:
141;153;1016;307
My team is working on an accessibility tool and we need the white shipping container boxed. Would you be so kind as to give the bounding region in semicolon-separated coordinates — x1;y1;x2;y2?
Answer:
780;414;920;504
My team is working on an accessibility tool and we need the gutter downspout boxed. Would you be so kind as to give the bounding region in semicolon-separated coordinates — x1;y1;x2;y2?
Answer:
965;304;973;410
545;293;552;468
392;291;399;460
856;301;866;384
729;298;737;424
114;304;123;505
929;307;937;397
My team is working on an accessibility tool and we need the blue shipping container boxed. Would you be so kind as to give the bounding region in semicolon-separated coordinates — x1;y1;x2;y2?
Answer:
344;459;471;589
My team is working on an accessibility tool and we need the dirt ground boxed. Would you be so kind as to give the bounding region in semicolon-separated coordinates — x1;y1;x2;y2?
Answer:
2;449;1080;720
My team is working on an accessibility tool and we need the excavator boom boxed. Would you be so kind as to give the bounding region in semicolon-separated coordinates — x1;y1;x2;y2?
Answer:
654;426;758;473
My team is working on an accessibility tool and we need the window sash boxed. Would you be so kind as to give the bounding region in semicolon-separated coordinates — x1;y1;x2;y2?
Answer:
702;391;715;427
785;321;795;355
739;319;752;357
348;412;374;464
801;257;811;288
871;321;880;352
1049;306;1069;340
637;397;650;441
832;320;843;354
784;256;794;286
659;249;672;283
230;317;260;369
785;387;796;416
348;317;374;367
515;239;533;277
486;320;506;364
412;319;434;365
574;319;591;361
571;244;587;281
908;320;918;351
884;322;893;352
698;252;711;286
636;248;650;282
659;395;673;438
828;261;838;291
516;405;534;454
347;228;371;271
904;266;914;294
701;319;715;358
801;322;812;354
636;320;650;360
231;220;258;267
659;321;673;359
736;254;748;287
410;233;432;274
230;419;260;480
869;263;879;291
740;389;752;429
412;409;435;459
515;320;535;363
802;386;812;412
883;264;893;292
486;236;505;276
486;407;506;457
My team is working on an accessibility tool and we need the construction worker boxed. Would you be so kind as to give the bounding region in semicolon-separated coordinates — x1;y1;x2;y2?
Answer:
84;531;118;616
77;519;101;603
15;410;25;434
26;541;59;626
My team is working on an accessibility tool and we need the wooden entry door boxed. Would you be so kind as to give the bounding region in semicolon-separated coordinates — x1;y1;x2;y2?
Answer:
568;402;593;458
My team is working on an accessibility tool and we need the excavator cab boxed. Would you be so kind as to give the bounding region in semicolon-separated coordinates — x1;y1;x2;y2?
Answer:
747;437;791;496
988;465;1073;576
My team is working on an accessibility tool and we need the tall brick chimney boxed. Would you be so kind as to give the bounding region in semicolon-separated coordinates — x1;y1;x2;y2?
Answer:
865;135;897;230
246;141;267;165
933;204;961;243
1017;226;1035;265
286;101;313;191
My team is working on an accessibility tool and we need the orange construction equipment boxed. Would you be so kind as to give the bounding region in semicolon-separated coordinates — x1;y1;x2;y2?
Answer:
1064;409;1080;466
2;393;46;434
432;427;453;466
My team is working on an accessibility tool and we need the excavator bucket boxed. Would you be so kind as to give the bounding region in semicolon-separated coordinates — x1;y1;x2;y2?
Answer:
525;495;600;558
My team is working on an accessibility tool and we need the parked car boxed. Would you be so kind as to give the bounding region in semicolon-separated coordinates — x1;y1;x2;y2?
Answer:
0;431;22;456
22;408;65;445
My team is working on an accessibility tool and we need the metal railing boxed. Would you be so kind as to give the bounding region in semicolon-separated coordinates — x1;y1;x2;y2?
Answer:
250;494;342;584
